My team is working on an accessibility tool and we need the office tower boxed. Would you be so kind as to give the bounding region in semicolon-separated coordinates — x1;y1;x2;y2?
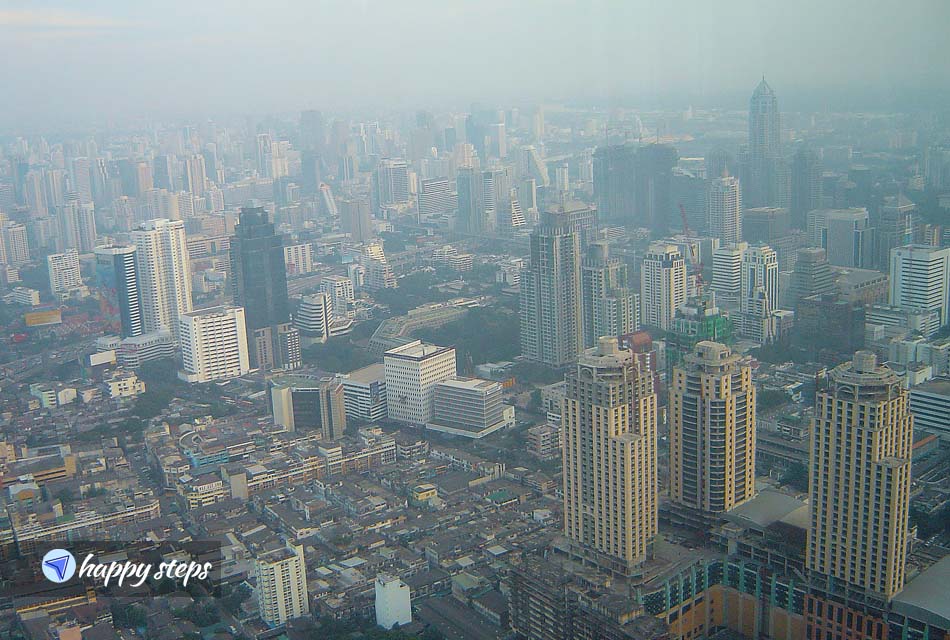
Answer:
47;249;82;298
823;207;875;268
641;242;687;331
876;194;915;271
418;177;456;218
889;244;950;329
294;293;332;346
183;154;207;198
790;148;822;228
0;219;30;266
429;377;513;438
710;242;748;309
373;158;410;210
522;145;551;186
178;306;250;383
669;341;756;517
581;240;639;348
316;183;337;217
790;247;836;305
555;163;569;192
229;205;299;370
672;169;707;234
283;243;313;276
341;363;388;423
456;166;486;234
271;375;346;439
94;245;143;338
746;77;782;208
909;380;950;440
807;351;912;600
256;133;274;178
489;122;507;158
707;176;742;244
384;340;456;425
153;154;174;191
375;574;412;630
339;197;373;242
253;543;309;626
593;144;637;222
794;295;866;357
636;144;678;235
362;242;397;290
742;207;790;244
740;244;779;313
520;212;583;366
562;338;658;574
135;161;154;195
132;219;192;336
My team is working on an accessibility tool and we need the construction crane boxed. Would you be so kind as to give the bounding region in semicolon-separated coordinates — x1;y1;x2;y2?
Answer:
679;203;704;292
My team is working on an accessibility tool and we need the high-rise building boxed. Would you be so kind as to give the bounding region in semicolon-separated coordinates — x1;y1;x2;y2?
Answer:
183;154;207;198
47;249;82;298
253;542;309;626
790;148;823;229
94;245;143;338
320;275;354;317
740;244;779;314
667;292;734;374
889;244;950;329
271;375;346;439
339;197;373;242
0;219;30;266
373;158;410;210
746;77;782;208
790;247;836;306
824;207;875;268
636;144;678;235
362;242;397;291
417;177;456;218
456;166;486;234
592;143;677;231
807;351;912;600
562;338;658;575
341;363;388;423
520;211;583;366
710;242;749;310
669;341;756;517
581;240;639;348
58;196;97;253
707;176;742;244
229;205;299;370
640;242;687;331
178;306;250;383
384;340;456;425
294;293;332;346
131;218;193;336
876;195;915;271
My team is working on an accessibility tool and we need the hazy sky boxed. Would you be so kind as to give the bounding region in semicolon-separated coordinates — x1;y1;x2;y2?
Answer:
2;0;949;128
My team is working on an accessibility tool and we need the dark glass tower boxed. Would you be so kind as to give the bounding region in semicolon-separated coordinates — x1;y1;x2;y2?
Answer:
94;245;143;338
230;204;299;370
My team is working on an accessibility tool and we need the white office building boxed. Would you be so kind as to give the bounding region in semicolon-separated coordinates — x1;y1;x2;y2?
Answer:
342;363;388;422
294;293;332;346
889;244;950;330
384;340;456;425
707;176;742;244
179;306;250;383
47;249;82;298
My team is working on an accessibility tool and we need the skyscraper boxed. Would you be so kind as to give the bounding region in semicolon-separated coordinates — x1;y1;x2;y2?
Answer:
807;351;912;600
740;244;779;313
710;242;749;310
669;341;756;517
384;340;457;425
520;212;583;367
581;240;639;348
889;244;950;330
640;242;687;331
562;338;658;575
58;195;97;253
824;207;875;268
339;197;373;243
94;245;143;338
131;218;193;337
456;166;486;234
876;194;915;271
373;158;410;211
790;148;823;229
790;247;836;305
707;176;742;244
746;77;782;208
230;205;300;370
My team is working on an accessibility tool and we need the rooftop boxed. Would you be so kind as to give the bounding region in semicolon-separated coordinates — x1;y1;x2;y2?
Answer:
343;363;386;384
911;377;950;397
892;555;950;629
385;339;454;361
